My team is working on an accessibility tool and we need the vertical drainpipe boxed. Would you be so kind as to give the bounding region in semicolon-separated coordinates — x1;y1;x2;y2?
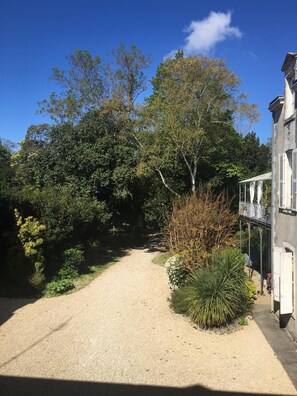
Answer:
259;227;263;294
248;222;251;278
239;219;242;251
271;116;276;312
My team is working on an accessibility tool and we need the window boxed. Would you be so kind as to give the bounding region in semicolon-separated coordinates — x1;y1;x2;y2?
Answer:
279;150;295;210
285;76;295;119
284;247;295;316
279;153;286;208
293;149;297;210
287;150;292;208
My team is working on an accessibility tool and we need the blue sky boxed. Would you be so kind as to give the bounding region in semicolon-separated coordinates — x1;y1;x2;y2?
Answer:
0;0;296;144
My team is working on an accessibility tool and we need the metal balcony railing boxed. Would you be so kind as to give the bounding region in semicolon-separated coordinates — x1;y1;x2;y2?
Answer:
239;201;271;225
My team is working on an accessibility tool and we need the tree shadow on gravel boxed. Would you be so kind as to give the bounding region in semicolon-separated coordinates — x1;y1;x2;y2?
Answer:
100;230;164;256
0;297;36;327
0;376;286;396
0;231;163;327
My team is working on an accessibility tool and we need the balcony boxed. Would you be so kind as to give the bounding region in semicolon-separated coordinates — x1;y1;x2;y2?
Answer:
239;202;271;225
239;172;271;227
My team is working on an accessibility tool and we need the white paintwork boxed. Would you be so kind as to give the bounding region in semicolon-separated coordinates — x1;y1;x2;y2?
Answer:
280;251;293;314
273;247;283;302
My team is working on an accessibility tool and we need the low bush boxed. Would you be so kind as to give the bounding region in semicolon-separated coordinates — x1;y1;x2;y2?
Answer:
171;287;191;314
64;248;84;269
165;187;238;272
165;255;189;289
171;248;252;328
44;248;84;296
245;279;257;303
57;248;84;279
44;278;75;296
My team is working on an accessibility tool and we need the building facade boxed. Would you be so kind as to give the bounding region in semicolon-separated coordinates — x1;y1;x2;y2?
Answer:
269;52;297;338
239;172;271;294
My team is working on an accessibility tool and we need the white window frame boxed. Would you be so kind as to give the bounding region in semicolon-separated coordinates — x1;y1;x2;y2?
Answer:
279;151;293;209
279;153;286;209
285;76;295;119
290;77;295;115
287;150;293;209
292;149;297;211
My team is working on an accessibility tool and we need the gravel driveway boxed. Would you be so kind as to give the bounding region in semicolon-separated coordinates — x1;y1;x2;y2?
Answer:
0;248;296;394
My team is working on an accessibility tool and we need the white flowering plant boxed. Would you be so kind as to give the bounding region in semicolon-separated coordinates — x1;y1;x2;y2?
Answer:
165;255;189;289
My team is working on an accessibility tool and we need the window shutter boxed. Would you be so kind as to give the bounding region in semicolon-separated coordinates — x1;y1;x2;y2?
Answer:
273;247;282;302
292;150;297;211
279;153;285;208
280;251;293;315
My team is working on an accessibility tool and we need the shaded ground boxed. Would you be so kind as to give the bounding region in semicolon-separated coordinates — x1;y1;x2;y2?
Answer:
0;247;296;395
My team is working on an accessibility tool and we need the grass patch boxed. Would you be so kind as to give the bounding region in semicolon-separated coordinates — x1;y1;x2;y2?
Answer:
72;259;117;292
152;252;171;266
43;256;118;297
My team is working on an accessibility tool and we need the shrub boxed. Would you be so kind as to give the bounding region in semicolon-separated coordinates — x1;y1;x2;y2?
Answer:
64;248;84;269
165;187;238;272
44;248;84;296
245;279;257;303
57;265;78;280
14;209;46;290
171;287;191;315
165;255;189;289
29;264;46;291
45;278;75;296
57;248;84;280
171;248;251;328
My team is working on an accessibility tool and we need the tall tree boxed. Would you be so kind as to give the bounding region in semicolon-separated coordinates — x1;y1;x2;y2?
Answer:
139;52;259;195
107;44;151;117
38;50;106;124
38;45;151;127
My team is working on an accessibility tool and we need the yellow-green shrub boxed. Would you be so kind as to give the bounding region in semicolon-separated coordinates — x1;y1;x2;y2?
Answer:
14;209;46;290
245;279;257;303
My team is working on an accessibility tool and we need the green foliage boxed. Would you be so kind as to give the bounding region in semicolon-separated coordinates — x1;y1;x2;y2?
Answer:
171;248;251;328
236;226;269;252
165;187;238;272
139;55;259;195
44;248;84;296
165;255;189;289
45;278;75;296
0;48;269;298
38;50;105;124
171;287;191;315
58;248;84;279
38;45;151;125
245;279;257;304
29;270;47;291
0;140;13;196
152;252;171;266
241;132;271;177
14;209;46;289
237;316;248;326
64;248;84;269
109;43;151;115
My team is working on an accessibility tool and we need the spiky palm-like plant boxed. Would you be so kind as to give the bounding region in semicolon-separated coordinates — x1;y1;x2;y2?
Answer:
171;248;251;328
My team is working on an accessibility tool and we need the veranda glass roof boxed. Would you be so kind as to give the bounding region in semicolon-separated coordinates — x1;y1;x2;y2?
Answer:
239;172;272;184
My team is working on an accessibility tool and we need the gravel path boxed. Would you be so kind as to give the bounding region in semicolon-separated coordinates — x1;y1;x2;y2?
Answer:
0;248;296;394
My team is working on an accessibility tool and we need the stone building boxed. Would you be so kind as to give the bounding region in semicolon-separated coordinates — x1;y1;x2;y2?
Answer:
269;52;297;338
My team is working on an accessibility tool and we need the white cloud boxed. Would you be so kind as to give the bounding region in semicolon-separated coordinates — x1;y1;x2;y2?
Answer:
177;11;242;56
163;49;178;60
